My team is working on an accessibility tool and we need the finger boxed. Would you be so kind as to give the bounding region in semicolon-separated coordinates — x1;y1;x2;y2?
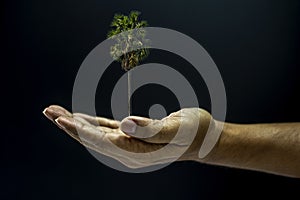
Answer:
73;115;119;134
73;113;120;128
55;116;107;144
120;116;180;144
54;117;82;143
56;116;164;154
43;105;72;122
55;115;112;148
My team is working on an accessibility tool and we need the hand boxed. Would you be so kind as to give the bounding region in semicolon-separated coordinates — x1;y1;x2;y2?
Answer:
43;105;214;168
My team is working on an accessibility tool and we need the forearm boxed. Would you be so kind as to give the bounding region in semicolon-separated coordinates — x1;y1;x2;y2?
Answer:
202;121;300;178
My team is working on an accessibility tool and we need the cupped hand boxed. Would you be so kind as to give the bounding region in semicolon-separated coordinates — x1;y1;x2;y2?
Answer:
43;105;214;168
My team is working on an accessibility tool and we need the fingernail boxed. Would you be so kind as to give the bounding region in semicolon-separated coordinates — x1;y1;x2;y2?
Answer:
42;108;48;116
43;108;52;119
120;119;137;135
55;118;66;129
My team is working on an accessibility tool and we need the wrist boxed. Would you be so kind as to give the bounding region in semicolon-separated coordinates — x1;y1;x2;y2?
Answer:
196;120;235;164
180;110;220;163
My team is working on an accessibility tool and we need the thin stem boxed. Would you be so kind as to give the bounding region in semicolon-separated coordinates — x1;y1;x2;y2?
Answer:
128;70;131;116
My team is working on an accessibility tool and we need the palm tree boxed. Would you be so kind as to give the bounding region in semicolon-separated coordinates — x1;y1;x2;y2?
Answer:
107;11;150;115
107;11;149;71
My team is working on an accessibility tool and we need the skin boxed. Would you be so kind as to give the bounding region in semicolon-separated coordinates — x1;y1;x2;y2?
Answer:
43;105;300;178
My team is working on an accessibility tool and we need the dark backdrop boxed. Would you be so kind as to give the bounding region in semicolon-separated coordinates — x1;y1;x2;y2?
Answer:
1;0;300;199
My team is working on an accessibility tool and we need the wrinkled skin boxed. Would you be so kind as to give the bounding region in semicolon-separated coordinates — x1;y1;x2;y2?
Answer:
43;105;214;168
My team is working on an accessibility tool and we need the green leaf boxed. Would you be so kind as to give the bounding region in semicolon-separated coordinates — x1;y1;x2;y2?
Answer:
107;10;150;70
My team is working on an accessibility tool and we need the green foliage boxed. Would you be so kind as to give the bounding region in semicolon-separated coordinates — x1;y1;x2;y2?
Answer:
107;11;150;71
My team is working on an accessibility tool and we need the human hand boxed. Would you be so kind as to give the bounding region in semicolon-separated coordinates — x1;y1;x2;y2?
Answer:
43;105;214;168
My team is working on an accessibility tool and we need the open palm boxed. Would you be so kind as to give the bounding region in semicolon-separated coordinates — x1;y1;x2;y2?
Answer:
43;105;213;168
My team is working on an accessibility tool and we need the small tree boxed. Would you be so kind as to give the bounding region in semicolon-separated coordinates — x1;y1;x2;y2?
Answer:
107;11;149;71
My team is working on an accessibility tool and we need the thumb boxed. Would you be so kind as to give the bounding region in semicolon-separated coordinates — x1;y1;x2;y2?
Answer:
120;116;179;144
120;116;162;138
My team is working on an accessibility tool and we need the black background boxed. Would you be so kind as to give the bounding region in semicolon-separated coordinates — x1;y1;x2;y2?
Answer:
2;0;300;199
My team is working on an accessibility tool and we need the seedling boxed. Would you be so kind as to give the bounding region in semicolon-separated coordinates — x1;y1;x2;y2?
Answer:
107;11;150;115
